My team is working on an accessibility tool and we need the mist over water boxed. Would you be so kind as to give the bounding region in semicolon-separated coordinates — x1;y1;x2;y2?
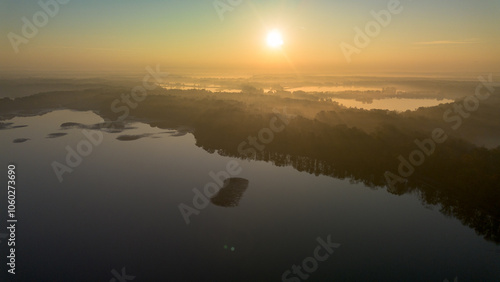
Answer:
1;74;499;281
2;0;500;280
1;108;499;281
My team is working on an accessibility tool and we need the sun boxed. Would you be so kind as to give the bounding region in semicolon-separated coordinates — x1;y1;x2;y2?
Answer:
266;29;283;48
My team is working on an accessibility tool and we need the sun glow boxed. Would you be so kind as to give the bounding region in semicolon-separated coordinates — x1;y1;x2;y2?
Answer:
266;29;283;48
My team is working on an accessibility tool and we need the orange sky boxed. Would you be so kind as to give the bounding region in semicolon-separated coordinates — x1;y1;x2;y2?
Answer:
1;0;499;75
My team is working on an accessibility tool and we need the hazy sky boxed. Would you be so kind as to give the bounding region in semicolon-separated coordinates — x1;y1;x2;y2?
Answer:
1;0;499;74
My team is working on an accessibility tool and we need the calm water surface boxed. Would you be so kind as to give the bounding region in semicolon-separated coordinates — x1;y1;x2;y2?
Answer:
0;110;498;281
333;98;454;112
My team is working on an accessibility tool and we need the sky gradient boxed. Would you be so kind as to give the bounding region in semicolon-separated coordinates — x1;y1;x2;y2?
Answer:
1;0;499;74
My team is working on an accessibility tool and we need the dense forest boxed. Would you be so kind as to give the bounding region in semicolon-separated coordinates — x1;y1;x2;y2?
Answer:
1;84;499;242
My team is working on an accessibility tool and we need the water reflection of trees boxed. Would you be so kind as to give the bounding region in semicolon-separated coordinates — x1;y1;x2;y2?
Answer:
193;114;500;244
211;178;249;207
1;88;499;243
